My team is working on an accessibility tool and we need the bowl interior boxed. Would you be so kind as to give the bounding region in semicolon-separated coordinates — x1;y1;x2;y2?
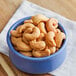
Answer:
7;16;67;61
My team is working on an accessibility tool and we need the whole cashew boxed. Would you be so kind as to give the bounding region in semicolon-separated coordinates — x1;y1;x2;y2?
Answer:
45;31;56;47
24;28;33;33
37;33;45;41
38;22;47;34
22;36;29;44
23;27;40;41
32;48;50;58
22;27;33;44
49;47;56;54
11;36;32;51
24;19;33;23
16;23;35;33
20;51;32;57
30;40;46;51
14;46;20;51
16;25;25;33
32;14;49;25
46;18;58;32
10;30;22;37
55;32;65;48
11;36;21;46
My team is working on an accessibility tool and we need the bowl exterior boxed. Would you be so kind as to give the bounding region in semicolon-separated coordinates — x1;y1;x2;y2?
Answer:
9;47;66;74
7;17;67;74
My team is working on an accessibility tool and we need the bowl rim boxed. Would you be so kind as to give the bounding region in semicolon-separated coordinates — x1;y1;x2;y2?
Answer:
7;16;68;61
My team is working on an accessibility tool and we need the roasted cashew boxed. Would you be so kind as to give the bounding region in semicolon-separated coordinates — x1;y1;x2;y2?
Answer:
23;27;40;41
46;18;58;32
24;28;33;33
14;46;20;51
11;36;21;46
55;29;61;33
22;28;33;44
45;31;56;47
32;48;50;58
55;32;65;48
56;47;59;51
22;35;29;44
30;40;46;51
20;51;32;57
10;30;22;37
37;33;45;41
49;47;56;54
24;19;33;23
38;22;47;34
11;36;32;51
32;14;49;25
16;23;35;33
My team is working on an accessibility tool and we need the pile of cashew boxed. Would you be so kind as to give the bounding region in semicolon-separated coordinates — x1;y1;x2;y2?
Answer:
10;14;66;58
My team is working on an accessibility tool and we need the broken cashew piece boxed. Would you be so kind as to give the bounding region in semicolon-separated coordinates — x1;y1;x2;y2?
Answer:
30;40;46;51
32;14;49;25
46;31;56;47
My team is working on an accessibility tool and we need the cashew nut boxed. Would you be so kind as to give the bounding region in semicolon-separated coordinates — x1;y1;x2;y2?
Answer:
49;47;56;54
20;51;32;57
11;36;21;46
24;27;33;33
55;29;61;33
45;31;56;47
22;35;29;44
22;28;33;44
11;36;32;51
38;22;47;34
37;33;45;41
30;40;46;51
32;48;50;58
32;14;49;25
23;27;40;41
24;19;33;23
10;30;22;37
55;32;66;48
46;18;58;32
16;23;34;33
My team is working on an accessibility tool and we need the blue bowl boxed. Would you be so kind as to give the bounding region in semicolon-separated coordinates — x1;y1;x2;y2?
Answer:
7;16;67;74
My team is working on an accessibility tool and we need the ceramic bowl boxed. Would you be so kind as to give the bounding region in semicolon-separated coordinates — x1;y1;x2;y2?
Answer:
7;16;67;74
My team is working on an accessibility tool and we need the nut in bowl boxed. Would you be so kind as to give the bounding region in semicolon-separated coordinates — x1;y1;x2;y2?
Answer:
7;14;67;74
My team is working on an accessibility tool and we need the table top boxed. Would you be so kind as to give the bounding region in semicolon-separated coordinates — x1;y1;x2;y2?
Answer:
0;0;76;76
